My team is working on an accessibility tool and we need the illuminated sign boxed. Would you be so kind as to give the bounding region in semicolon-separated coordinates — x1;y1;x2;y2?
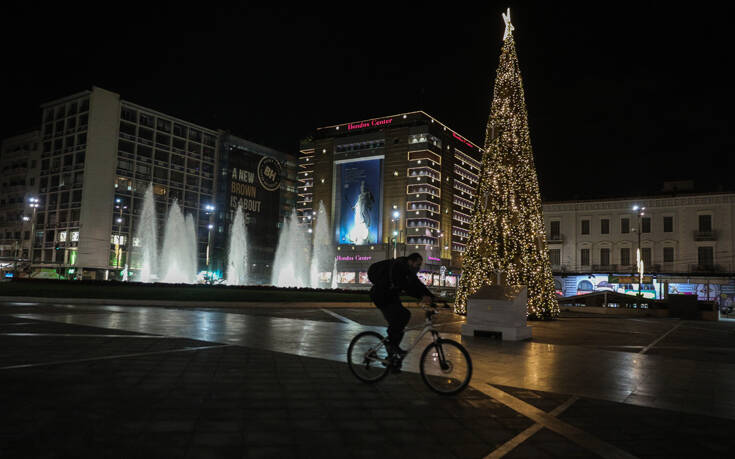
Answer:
336;255;372;261
452;132;474;149
257;157;281;191
427;256;441;262
347;118;393;131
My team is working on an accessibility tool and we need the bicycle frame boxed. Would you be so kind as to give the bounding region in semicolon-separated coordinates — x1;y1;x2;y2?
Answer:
366;309;444;366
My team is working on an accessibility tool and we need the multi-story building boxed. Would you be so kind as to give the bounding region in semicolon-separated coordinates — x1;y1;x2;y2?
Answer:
213;134;296;283
34;86;295;281
543;188;735;305
0;130;41;275
299;111;484;289
36;87;221;279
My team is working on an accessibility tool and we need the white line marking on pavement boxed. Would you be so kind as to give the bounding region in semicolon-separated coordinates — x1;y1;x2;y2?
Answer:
320;308;360;325
475;384;638;459
0;344;233;371
485;395;580;459
0;333;165;338
639;322;681;355
483;320;683;457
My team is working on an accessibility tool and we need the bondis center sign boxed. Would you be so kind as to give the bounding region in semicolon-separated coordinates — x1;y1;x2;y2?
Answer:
347;117;393;131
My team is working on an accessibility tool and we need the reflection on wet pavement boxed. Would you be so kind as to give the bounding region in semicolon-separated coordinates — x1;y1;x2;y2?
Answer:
5;301;735;421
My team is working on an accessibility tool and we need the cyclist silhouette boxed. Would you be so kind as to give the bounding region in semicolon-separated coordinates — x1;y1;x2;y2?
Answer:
367;253;433;361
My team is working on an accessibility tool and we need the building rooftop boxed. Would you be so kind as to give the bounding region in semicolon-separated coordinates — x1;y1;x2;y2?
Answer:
315;110;484;152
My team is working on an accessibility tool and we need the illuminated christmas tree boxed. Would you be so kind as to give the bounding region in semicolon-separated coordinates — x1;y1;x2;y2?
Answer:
455;9;558;319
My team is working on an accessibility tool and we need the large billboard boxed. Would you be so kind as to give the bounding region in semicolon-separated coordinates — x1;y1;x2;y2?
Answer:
335;157;383;245
228;149;282;249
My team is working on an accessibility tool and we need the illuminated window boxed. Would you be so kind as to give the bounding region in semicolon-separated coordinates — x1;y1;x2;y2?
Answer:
71;231;79;242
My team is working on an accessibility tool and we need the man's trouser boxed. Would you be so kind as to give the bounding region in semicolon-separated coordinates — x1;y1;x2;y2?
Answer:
370;287;411;348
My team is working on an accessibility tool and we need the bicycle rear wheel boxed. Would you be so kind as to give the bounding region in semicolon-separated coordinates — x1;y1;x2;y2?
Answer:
347;331;391;383
419;339;472;395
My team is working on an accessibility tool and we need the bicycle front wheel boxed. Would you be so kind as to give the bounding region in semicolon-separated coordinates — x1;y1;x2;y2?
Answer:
419;339;472;395
347;331;390;383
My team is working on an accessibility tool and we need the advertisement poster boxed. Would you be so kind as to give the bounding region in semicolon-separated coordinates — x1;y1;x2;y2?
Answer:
335;158;382;245
555;274;658;299
228;149;281;247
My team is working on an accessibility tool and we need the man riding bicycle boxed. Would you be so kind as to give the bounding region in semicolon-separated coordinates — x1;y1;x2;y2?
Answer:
367;253;434;367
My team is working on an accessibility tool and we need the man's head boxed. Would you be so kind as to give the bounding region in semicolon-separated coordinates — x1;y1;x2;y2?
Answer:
406;252;423;274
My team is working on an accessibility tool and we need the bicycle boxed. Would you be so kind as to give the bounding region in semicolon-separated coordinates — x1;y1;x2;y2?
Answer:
347;301;472;395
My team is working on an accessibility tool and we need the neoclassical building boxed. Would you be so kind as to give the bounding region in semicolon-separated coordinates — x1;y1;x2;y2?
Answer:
542;188;734;303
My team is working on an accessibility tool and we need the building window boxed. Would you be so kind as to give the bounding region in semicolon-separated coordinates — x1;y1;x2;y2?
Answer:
139;113;155;128
641;247;652;267
580;248;590;266
663;216;673;233
548;249;560;266
620;247;630;266
698;215;712;232
173;123;187;138
550;221;560;240
121;107;137;122
581;219;589;235
600;219;609;234
600;248;610;266
641;217;651;233
698;246;713;268
663;247;674;263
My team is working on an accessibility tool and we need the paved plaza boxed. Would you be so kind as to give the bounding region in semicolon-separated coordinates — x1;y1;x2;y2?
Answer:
2;301;735;458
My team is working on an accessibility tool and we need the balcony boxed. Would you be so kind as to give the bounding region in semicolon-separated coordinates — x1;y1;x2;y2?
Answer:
690;264;723;273
693;230;716;241
592;264;617;272
547;234;563;244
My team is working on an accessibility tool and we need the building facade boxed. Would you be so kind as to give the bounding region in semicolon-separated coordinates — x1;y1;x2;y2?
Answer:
543;192;735;304
299;111;484;290
0;130;41;275
34;86;293;281
213;134;296;283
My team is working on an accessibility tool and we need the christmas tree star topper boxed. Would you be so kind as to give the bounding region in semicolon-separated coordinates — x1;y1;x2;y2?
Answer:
502;8;514;40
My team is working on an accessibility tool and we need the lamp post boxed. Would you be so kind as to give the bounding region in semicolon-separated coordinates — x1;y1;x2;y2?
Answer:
114;198;128;277
27;197;39;269
632;205;646;296
205;204;215;284
391;210;401;258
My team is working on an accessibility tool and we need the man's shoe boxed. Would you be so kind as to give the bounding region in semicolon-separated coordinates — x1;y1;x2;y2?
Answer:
390;357;403;374
387;343;408;358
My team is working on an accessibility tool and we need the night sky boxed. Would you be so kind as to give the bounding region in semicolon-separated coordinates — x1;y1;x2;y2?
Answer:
2;3;732;201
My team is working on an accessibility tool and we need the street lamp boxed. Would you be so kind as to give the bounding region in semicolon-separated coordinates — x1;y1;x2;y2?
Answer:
205;205;215;284
27;197;39;268
632;205;646;296
114;198;128;276
391;211;402;258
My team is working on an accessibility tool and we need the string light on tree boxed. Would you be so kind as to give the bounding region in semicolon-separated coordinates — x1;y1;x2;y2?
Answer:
454;8;559;319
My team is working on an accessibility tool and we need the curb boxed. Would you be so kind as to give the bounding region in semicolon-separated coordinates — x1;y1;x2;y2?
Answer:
0;296;383;309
